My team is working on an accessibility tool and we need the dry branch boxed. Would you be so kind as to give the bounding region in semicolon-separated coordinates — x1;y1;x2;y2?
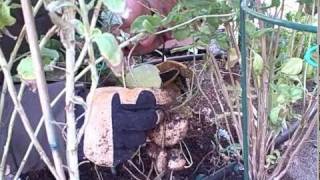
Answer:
60;1;79;179
0;49;59;180
0;0;44;140
0;84;25;179
19;0;66;179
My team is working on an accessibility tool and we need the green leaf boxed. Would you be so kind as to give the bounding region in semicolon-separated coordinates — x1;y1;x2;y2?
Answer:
44;38;62;50
268;154;277;161
276;83;290;92
41;47;59;71
130;15;162;33
17;57;35;80
298;0;313;5
41;47;60;62
0;2;16;30
130;16;147;33
172;27;191;41
207;17;220;30
214;32;229;50
289;86;303;102
142;19;155;33
280;58;303;75
286;12;294;21
252;51;263;76
276;83;302;103
92;28;102;36
93;33;123;73
270;106;282;125
274;150;281;158
125;64;162;88
245;21;256;37
271;0;280;7
182;0;211;8
162;4;187;25
16;47;59;78
199;24;211;35
71;19;85;37
276;94;286;104
102;0;125;13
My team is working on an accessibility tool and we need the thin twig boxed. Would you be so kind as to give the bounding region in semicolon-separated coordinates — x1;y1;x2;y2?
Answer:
269;99;317;179
128;160;148;179
209;53;242;147
273;112;317;179
0;25;57;175
12;25;64;179
20;0;66;179
192;150;214;174
147;161;154;179
0;0;44;138
61;1;79;179
180;141;193;168
210;70;235;144
13;87;66;179
74;0;103;72
196;62;218;123
154;13;235;35
123;165;143;180
255;1;270;178
0;84;25;179
75;1;100;153
169;170;174;180
0;49;59;180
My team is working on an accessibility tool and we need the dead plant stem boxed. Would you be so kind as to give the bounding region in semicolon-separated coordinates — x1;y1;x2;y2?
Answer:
20;0;66;179
209;54;242;147
0;49;59;180
210;72;235;144
74;0;102;72
12;25;63;180
255;1;270;178
270;99;317;179
61;2;79;179
0;0;44;137
127;160;148;179
0;84;25;179
123;165;143;180
155;13;235;35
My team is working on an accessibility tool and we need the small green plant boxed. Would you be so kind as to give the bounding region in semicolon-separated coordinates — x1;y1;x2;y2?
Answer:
0;1;16;31
265;150;281;168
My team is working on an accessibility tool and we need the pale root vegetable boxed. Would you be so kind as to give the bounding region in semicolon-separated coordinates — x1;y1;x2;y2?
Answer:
146;143;160;159
149;118;188;147
152;84;181;105
167;149;186;171
147;144;186;172
155;150;168;173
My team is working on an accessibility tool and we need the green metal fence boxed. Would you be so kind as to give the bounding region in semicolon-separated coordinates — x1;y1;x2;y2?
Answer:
239;1;317;179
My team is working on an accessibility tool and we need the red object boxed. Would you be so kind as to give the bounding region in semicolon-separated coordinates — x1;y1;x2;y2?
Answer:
119;0;177;55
